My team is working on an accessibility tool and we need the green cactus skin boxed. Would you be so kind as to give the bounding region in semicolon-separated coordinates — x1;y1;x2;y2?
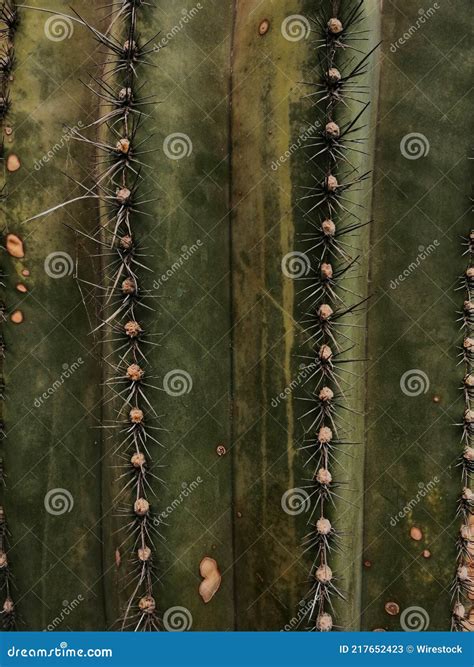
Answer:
2;1;105;631
230;0;380;631
294;1;380;633
0;0;17;631
0;0;467;634
453;229;474;632
104;0;237;631
0;0;382;632
230;0;314;631
361;0;473;632
90;3;163;632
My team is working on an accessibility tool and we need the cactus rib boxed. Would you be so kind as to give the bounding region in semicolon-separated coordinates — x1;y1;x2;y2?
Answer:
22;2;161;631
0;0;17;631
61;4;162;632
453;227;474;630
298;0;376;631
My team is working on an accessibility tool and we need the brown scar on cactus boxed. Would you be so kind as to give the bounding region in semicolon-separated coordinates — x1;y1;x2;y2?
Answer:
10;310;22;324
258;19;269;36
5;233;23;258
410;526;423;541
384;601;399;616
199;556;221;603
6;153;19;172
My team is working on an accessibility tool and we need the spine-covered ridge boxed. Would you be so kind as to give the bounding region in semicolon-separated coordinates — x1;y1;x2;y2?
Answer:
0;0;18;631
24;0;162;631
298;0;375;631
452;225;474;631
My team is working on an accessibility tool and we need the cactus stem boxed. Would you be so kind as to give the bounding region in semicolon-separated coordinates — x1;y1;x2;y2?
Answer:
298;0;376;631
452;224;474;631
22;0;162;631
0;0;16;630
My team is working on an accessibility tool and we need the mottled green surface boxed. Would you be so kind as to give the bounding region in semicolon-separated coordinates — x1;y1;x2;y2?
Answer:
361;0;473;631
1;0;465;633
128;0;236;631
231;0;380;630
231;0;310;630
2;1;105;630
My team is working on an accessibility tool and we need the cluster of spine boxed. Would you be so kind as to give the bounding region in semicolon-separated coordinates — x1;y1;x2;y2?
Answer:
298;1;375;632
27;1;161;631
0;0;17;631
452;229;474;631
79;2;161;633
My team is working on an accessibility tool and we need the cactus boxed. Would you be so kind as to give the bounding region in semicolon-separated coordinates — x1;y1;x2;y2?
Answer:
73;2;164;632
0;0;17;631
295;0;378;632
453;229;474;631
1;0;105;631
360;0;472;632
2;0;236;632
0;0;470;634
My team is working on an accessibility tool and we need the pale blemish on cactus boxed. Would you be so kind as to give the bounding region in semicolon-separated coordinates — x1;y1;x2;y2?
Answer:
5;233;23;258
198;557;221;604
